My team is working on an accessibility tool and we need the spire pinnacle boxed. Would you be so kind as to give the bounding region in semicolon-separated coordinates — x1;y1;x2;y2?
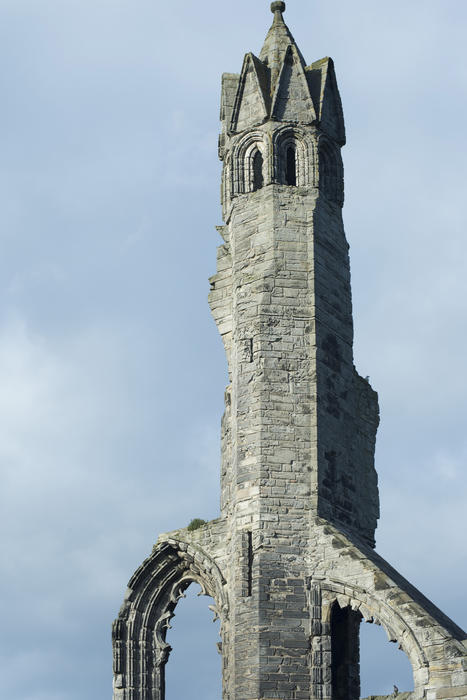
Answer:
271;1;286;15
261;1;305;88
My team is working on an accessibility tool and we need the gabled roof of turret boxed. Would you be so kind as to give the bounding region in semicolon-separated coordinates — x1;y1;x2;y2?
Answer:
259;2;307;91
220;2;345;141
230;53;270;133
271;43;317;123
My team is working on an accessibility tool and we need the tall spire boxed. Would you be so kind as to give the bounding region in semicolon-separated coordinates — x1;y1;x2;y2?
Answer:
260;2;306;89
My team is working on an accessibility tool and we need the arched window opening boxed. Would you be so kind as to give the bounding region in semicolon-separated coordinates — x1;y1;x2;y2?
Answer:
330;603;362;700
360;620;414;699
272;131;310;186
231;133;265;197
165;583;221;700
286;144;297;186
252;149;264;191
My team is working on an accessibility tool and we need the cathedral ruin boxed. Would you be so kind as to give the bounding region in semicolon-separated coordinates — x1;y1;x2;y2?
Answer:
112;4;467;699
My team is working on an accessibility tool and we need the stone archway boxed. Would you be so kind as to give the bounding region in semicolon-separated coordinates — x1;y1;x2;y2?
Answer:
112;539;228;700
320;580;429;699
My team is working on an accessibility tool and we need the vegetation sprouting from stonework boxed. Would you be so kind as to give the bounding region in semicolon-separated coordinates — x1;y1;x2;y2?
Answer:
187;518;207;531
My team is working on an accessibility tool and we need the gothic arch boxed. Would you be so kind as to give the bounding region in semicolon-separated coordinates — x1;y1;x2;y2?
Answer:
112;539;228;700
272;126;314;186
231;131;268;196
320;579;429;696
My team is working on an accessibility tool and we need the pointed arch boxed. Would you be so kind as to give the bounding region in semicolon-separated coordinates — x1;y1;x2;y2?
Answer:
320;580;429;698
164;583;222;700
112;539;228;700
272;126;314;187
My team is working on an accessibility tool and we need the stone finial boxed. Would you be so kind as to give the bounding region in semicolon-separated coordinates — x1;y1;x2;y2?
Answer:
271;1;286;14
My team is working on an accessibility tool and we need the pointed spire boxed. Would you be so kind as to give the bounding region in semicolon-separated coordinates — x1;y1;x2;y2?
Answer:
260;2;306;90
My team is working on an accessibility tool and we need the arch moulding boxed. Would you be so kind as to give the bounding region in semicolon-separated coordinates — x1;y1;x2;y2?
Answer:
319;578;430;695
112;538;228;700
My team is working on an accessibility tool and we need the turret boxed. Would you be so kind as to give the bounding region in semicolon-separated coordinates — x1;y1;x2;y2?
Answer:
210;1;379;548
219;2;345;217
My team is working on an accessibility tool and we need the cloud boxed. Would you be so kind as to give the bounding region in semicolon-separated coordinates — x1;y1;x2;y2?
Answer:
0;2;466;699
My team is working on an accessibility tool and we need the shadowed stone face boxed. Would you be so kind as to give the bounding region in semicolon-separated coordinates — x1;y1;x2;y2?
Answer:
112;5;467;700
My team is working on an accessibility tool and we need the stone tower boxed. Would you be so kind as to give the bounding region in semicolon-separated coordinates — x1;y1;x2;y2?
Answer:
112;4;467;700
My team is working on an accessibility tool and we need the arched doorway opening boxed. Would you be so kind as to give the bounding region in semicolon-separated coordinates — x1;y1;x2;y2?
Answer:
328;602;415;700
165;582;221;700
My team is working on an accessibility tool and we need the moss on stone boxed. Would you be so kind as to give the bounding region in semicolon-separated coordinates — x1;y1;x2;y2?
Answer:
187;518;207;532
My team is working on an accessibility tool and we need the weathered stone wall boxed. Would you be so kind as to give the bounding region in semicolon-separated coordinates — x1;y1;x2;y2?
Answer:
211;136;380;549
112;518;467;699
210;163;381;692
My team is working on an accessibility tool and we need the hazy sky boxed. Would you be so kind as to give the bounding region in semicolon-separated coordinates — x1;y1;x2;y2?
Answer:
1;1;466;699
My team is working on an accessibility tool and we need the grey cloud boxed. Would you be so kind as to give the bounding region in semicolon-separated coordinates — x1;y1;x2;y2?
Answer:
0;1;466;699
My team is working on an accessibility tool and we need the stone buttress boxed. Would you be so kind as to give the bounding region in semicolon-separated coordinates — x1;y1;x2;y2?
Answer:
112;4;467;700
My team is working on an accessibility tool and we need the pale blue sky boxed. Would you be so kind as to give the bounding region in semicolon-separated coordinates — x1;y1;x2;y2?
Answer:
1;1;466;698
